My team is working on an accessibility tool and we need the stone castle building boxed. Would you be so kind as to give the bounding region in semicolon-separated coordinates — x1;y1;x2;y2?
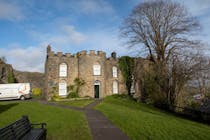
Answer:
44;45;127;100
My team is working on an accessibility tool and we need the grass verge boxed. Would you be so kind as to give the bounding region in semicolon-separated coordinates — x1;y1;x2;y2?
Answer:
95;95;210;140
0;101;92;140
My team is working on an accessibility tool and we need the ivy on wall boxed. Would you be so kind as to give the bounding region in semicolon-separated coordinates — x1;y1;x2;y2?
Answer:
7;71;15;83
67;78;85;98
119;56;134;95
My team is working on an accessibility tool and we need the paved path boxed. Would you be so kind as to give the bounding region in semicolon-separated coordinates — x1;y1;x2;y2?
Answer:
39;99;129;140
84;100;129;140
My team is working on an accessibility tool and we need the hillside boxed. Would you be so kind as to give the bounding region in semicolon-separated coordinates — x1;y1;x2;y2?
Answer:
0;61;44;89
96;95;210;140
13;70;44;89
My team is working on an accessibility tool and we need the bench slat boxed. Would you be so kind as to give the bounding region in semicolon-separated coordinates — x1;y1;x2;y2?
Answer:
0;116;46;140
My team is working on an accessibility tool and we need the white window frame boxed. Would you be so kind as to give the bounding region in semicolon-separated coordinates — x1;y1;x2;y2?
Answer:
59;63;67;77
113;80;118;94
93;64;101;75
112;66;117;78
59;82;67;96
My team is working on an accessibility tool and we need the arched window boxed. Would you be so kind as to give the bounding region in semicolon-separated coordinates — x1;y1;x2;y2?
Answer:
113;80;118;94
93;64;101;75
59;63;67;77
112;66;117;78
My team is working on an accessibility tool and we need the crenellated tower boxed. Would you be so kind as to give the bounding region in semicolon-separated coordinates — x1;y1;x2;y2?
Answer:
44;46;126;100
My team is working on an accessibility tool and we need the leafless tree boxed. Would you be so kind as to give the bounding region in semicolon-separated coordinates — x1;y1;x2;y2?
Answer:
121;0;203;107
167;52;202;106
121;0;200;64
192;56;210;98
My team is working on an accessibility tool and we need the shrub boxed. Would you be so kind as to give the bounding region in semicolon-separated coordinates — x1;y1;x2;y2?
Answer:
32;88;42;96
67;78;85;98
7;71;15;83
187;100;201;109
67;92;79;98
51;93;60;101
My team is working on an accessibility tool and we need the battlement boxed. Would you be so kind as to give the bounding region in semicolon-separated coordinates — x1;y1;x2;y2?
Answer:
47;46;108;58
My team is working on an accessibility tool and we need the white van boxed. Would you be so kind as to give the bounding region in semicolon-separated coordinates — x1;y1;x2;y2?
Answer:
0;83;32;100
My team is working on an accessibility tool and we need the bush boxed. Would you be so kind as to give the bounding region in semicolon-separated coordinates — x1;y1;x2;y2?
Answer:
67;78;85;98
67;92;79;98
32;88;42;96
187;100;201;109
7;71;15;83
51;93;60;101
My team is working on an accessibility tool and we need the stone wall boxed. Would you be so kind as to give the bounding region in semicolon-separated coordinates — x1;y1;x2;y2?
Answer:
44;45;127;100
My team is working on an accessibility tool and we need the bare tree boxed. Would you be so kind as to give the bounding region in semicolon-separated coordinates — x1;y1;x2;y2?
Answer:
121;0;202;107
167;52;202;106
121;0;199;64
192;56;210;98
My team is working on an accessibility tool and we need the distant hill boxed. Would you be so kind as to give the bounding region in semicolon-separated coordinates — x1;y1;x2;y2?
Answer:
14;70;44;89
0;60;44;89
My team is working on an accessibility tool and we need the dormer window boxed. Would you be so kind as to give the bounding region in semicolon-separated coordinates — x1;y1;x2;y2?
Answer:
93;64;101;75
112;66;117;78
59;63;67;77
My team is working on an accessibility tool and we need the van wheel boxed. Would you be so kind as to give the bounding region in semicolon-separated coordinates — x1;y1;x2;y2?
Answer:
20;96;25;100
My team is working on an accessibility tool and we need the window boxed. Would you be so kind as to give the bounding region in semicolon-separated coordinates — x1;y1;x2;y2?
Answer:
93;64;101;75
59;63;67;77
112;66;117;77
59;82;67;96
113;80;118;94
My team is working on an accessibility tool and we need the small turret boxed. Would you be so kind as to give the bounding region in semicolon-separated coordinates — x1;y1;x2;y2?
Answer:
47;45;51;53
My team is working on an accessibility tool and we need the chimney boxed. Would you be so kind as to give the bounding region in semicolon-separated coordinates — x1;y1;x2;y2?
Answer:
111;52;116;59
47;45;51;53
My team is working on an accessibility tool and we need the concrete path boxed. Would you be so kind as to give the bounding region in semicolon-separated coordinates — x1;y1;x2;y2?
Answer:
39;99;129;140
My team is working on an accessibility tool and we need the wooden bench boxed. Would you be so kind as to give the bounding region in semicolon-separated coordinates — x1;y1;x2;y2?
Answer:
0;116;47;140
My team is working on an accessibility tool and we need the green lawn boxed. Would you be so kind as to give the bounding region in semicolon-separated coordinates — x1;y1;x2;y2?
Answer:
54;99;94;108
95;95;210;140
0;101;92;140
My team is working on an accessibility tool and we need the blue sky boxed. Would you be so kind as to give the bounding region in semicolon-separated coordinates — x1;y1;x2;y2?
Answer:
0;0;210;72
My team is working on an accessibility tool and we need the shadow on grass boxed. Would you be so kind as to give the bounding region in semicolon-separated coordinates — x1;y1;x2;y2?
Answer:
0;103;19;113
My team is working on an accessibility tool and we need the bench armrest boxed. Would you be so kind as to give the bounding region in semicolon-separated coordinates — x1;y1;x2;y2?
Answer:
31;123;47;129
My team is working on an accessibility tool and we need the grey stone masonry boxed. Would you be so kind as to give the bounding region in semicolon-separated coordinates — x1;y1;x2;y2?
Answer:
44;45;127;100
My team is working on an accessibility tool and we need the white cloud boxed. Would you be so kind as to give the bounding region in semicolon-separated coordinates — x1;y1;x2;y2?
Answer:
0;43;46;72
0;1;24;21
161;0;210;18
51;25;86;45
28;24;87;47
178;0;210;17
0;28;134;73
0;24;87;72
78;29;132;57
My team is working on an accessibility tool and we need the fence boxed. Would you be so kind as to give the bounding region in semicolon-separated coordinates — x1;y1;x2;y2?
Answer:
172;105;210;124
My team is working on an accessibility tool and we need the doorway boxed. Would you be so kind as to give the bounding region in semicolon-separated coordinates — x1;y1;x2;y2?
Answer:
94;80;100;98
94;85;99;98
